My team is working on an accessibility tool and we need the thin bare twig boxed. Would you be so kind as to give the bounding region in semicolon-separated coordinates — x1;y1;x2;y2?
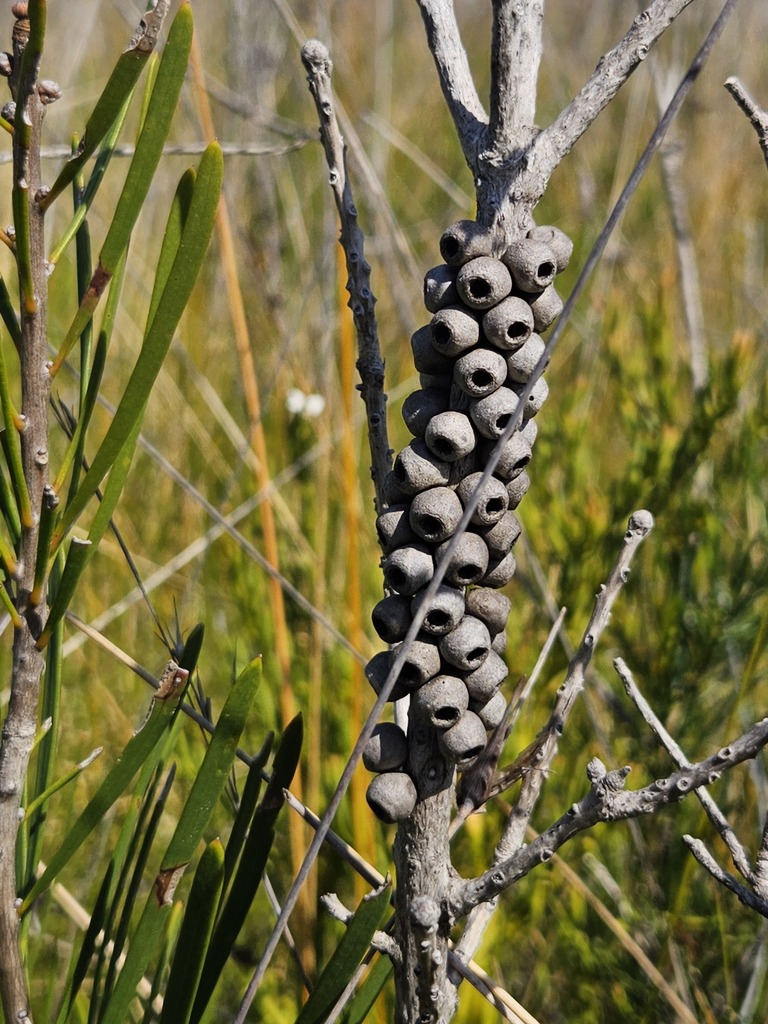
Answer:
683;837;768;917
615;657;754;881
724;77;768;171
300;40;391;513
488;0;543;160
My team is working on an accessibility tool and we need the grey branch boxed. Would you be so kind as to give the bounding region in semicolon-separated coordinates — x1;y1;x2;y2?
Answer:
300;40;391;514
615;657;754;882
451;718;768;919
487;0;543;161
683;837;768;918
724;77;768;171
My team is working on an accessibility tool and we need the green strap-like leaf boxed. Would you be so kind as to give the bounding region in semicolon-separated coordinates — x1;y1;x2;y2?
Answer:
294;882;392;1024
53;141;223;547
222;736;273;891
342;954;393;1024
159;839;224;1024
18;662;189;913
51;3;195;374
189;717;302;1024
99;657;261;1024
41;1;171;211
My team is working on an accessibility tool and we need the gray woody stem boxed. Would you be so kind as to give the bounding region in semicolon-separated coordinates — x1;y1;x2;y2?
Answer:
724;77;768;171
300;40;391;514
0;11;49;1024
451;717;768;919
452;512;653;972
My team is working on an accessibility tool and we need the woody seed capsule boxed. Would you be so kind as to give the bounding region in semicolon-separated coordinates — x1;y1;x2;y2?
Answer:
376;504;417;553
411;325;455;375
430;305;481;357
456;257;513;310
409;486;463;543
484;433;532;480
365;651;411;703
472;689;507;729
371;593;413;642
480;509;522;558
506;333;548;383
423;264;459;312
502;238;557;293
393;438;451;494
391;638;442;688
456;472;509;526
505;470;531;508
363;722;409;772
439;615;492;672
469;387;521;440
424;410;476;462
402;388;450;437
453;348;508;398
439;219;494;266
464;649;509;703
527;224;573;273
438;710;488;767
366;771;418;823
480;550;518;588
411;584;466;636
435;532;489;586
512;377;549;419
529;285;563;332
482;296;535;350
412;674;470;730
383;544;434;596
466;587;512;635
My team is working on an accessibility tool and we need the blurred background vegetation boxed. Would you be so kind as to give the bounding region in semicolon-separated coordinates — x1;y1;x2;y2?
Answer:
5;0;768;1020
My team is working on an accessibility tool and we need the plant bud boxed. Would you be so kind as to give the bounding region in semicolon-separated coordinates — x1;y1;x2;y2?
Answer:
465;587;512;635
453;347;507;398
409;486;463;543
423;264;459;312
435;532;489;586
371;593;413;642
439;220;494;266
456;472;509;526
363;722;409;772
506;333;548;383
411;584;466;636
438;710;487;767
527;224;573;272
430;305;480;357
482;296;534;350
439;615;492;672
502;238;557;293
456;257;513;310
424;410;476;462
411;674;470;730
383;544;434;595
394;438;451;494
366;772;417;823
464;649;508;702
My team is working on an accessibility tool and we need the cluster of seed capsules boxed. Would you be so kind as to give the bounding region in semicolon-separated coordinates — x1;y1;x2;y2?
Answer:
363;219;573;824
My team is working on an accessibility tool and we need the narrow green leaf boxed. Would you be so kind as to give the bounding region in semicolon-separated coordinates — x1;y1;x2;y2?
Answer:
294;882;392;1024
0;334;32;527
342;954;393;1024
54;141;223;545
159;839;224;1024
99;657;261;1024
19;662;189;913
41;1;171;211
190;717;301;1024
31;484;59;605
144;900;183;1023
36;537;91;651
51;4;194;373
0;275;21;350
222;737;273;891
179;622;205;674
22;746;101;821
147;165;195;330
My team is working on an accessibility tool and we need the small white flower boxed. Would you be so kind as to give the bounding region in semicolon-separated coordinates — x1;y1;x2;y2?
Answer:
285;388;325;418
